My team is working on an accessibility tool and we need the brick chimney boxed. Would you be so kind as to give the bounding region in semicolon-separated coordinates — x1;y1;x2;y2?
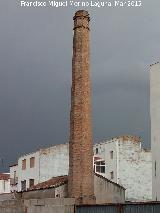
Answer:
68;10;95;204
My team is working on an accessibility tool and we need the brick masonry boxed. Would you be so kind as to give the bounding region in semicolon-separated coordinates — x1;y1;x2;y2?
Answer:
68;10;95;204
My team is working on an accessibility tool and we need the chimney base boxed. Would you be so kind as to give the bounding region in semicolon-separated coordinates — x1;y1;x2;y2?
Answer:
75;195;96;205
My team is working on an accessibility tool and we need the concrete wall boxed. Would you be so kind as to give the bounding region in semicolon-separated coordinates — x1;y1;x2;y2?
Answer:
39;144;69;182
18;151;40;191
150;63;160;201
0;198;75;213
23;183;68;199
0;200;24;213
55;183;68;198
0;193;15;201
118;138;152;201
23;188;55;199
24;198;75;213
94;174;125;204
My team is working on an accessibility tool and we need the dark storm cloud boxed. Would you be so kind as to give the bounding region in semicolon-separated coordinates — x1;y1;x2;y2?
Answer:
0;0;160;171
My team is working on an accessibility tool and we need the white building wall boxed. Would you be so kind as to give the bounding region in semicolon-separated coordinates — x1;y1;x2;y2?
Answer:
39;144;69;182
14;136;152;201
94;136;152;201
0;179;10;194
10;165;18;192
150;63;160;201
93;139;117;182
18;151;40;191
118;136;152;201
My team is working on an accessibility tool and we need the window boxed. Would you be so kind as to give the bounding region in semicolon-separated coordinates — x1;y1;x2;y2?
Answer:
21;180;26;191
30;157;35;168
96;148;98;154
110;171;114;179
110;151;113;159
22;159;26;170
94;160;105;173
29;179;34;188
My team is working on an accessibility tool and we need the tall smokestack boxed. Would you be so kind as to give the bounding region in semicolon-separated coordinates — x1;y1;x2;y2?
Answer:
68;10;95;204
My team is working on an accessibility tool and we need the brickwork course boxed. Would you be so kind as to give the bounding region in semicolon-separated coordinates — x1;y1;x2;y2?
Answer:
68;10;95;204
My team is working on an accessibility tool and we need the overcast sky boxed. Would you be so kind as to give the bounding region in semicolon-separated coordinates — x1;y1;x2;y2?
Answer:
0;0;160;171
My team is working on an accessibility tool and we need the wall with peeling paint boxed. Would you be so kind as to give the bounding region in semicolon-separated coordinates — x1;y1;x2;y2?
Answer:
18;152;40;192
39;144;69;182
13;136;151;201
17;144;69;192
118;138;152;201
93;136;152;201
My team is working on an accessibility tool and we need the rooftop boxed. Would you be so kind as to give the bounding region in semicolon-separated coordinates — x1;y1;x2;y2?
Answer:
95;135;141;146
28;173;125;191
0;173;10;180
28;175;68;191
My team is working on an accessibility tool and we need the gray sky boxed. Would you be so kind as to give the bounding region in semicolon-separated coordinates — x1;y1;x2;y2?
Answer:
0;0;160;171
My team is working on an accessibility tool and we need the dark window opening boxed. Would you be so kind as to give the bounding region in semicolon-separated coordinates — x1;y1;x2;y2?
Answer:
110;151;113;159
21;180;26;191
110;171;114;179
22;159;26;170
29;179;34;188
30;157;35;168
94;160;105;173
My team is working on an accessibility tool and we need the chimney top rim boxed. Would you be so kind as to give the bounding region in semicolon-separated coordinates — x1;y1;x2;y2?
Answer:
73;10;90;20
